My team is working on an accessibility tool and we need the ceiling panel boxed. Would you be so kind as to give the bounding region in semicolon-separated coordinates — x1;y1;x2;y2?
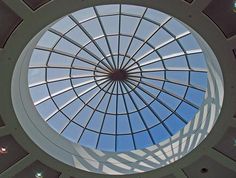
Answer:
0;1;22;48
214;127;236;161
0;135;28;173
182;155;236;178
203;0;236;38
23;0;51;11
13;160;61;178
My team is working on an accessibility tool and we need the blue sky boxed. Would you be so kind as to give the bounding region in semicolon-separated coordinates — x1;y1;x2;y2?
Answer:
28;4;208;152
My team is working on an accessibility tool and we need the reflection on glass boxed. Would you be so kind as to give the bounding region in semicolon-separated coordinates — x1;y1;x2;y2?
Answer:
28;4;208;152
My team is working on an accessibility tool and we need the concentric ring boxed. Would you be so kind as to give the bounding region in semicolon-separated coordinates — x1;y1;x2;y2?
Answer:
28;4;208;152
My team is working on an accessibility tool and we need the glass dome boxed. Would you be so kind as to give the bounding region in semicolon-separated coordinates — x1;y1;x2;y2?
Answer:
28;4;208;152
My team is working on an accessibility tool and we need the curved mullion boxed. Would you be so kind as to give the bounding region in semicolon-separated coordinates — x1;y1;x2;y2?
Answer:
59;80;113;135
88;82;116;148
117;4;122;68
124;80;173;136
123;30;190;71
29;74;106;89
130;74;206;92
45;95;78;122
155;31;190;52
35;87;73;107
71;74;107;80
115;82;119;151
34;46;110;73
127;79;189;125
29;77;69;88
75;66;109;74
45;71;107;124
76;82;106;98
37;77;108;108
48;28;112;73
41;28;69;121
94;95;115;145
68;14;115;70
77;81;115;144
94;7;117;69
129;77;199;110
119;82;137;149
127;58;162;71
30;6;209;152
76;56;110;73
118;82;137;150
128;68;207;73
74;79;112;116
124;35;191;72
119;8;148;69
33;28;79;121
121;82;156;145
121;17;172;70
161;25;193;87
29;65;109;74
71;77;105;89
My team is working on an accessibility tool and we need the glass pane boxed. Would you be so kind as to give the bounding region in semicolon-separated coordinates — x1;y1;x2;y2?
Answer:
150;124;170;144
164;18;189;37
185;88;205;106
136;19;159;40
145;8;170;24
51;16;76;34
62;122;83;142
72;7;96;23
117;115;131;134
29;4;208;152
117;135;134;152
96;4;119;15
121;4;146;16
48;52;73;67
121;15;140;35
36;99;58;120
102;114;116;134
190;72;208;89
97;134;115;152
66;26;90;46
82;18;104;39
54;39;80;55
176;102;198;122
29;84;49;105
29;49;49;67
28;68;45;86
134;131;153;149
79;130;99;148
37;31;60;48
188;53;207;70
48;112;69;133
101;16;119;35
165;114;185;135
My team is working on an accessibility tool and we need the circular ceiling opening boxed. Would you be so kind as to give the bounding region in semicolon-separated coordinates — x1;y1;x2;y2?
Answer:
12;2;224;175
27;4;208;152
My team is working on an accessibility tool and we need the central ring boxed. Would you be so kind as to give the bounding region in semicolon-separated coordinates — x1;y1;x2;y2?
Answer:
93;54;142;96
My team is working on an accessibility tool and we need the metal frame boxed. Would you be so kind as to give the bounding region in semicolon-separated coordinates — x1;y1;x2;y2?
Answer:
28;4;208;152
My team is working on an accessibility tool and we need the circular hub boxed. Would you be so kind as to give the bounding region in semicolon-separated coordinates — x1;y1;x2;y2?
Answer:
94;55;142;95
108;69;128;81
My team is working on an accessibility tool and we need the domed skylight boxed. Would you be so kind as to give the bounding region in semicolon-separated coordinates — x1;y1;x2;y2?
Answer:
28;4;208;152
